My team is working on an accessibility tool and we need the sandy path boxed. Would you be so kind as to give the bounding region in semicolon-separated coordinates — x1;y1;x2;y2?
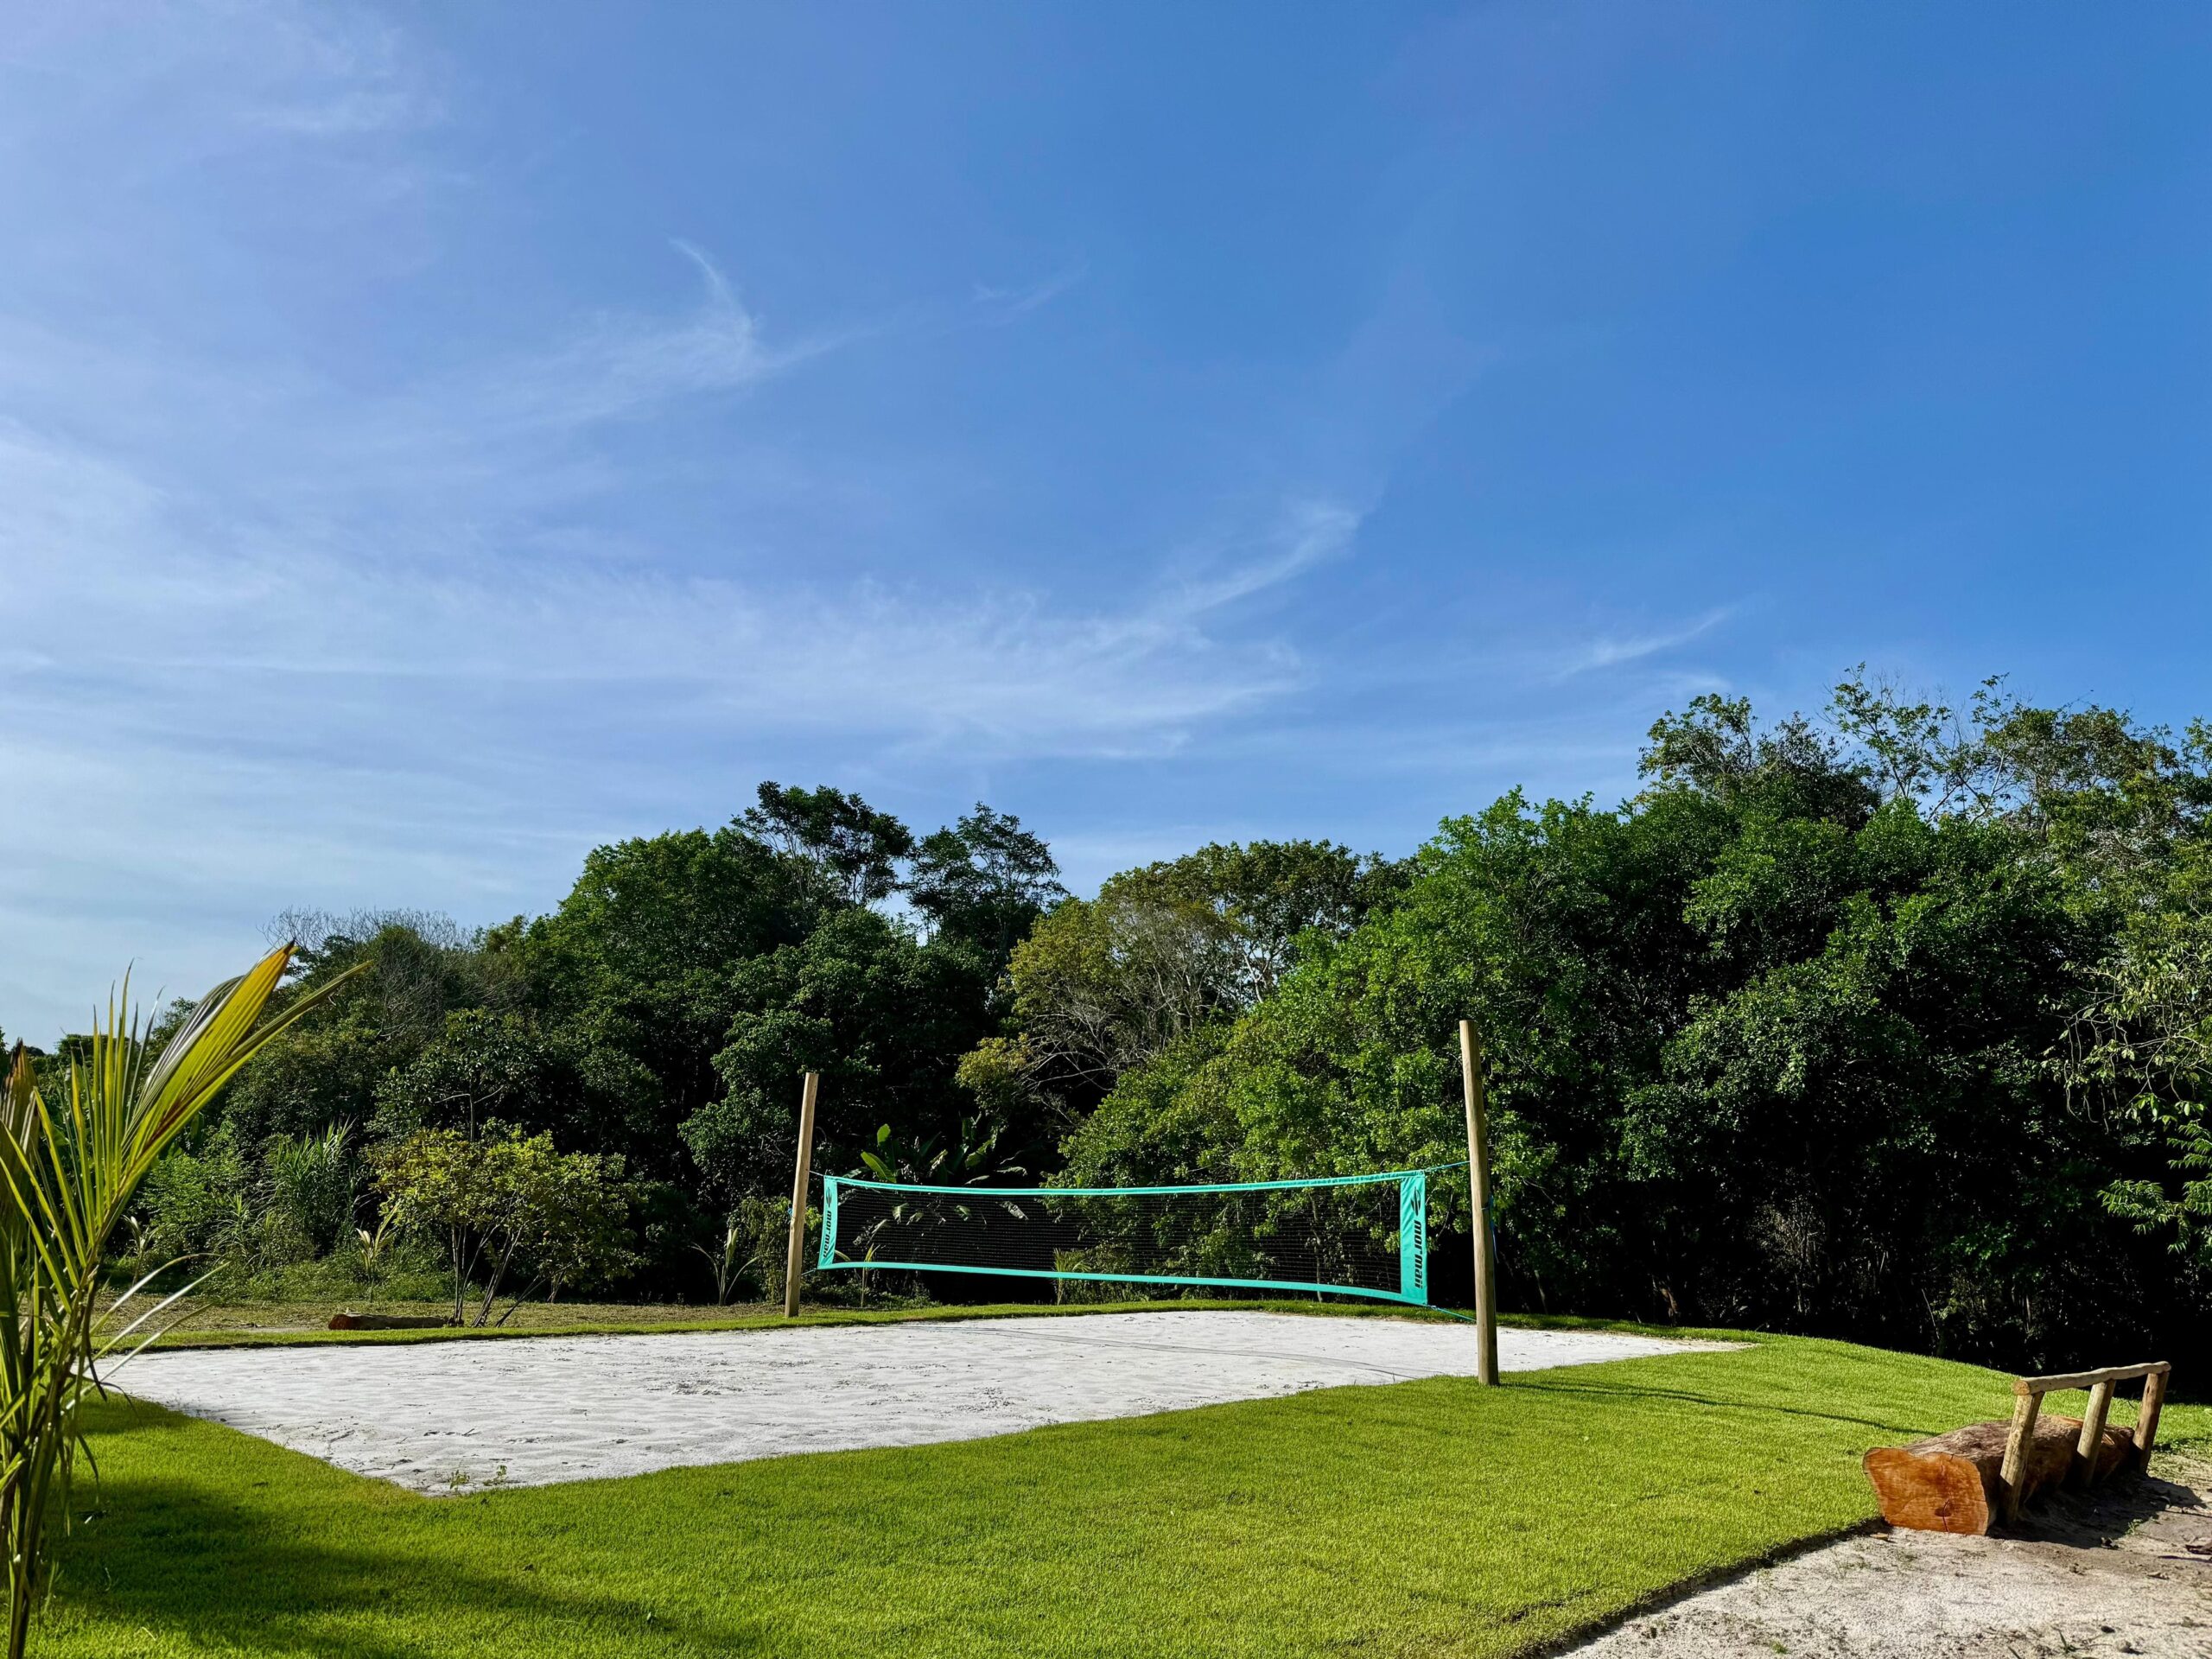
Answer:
119;1310;1729;1494
1561;1453;2212;1658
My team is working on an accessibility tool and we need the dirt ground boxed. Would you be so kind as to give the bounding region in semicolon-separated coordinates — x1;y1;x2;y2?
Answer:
1560;1451;2212;1658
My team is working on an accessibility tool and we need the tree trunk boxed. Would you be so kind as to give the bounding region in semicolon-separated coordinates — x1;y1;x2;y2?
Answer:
1864;1415;2136;1535
474;1238;518;1327
448;1226;473;1325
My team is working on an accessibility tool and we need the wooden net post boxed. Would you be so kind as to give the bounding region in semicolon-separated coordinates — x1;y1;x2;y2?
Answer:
1459;1020;1499;1386
782;1071;821;1319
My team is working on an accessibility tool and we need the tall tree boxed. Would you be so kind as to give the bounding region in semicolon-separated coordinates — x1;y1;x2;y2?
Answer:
969;840;1400;1128
680;908;999;1200
907;805;1065;968
742;783;915;907
516;821;829;1135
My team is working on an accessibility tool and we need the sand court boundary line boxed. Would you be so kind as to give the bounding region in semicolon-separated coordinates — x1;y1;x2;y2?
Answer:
118;1308;1742;1495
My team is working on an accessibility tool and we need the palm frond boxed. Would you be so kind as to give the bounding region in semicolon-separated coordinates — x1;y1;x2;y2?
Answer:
0;943;356;1659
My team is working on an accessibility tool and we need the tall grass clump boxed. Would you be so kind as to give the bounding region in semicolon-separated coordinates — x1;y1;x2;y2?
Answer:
0;944;344;1657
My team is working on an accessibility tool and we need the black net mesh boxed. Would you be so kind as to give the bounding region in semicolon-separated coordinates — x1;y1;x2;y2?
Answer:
822;1178;1414;1300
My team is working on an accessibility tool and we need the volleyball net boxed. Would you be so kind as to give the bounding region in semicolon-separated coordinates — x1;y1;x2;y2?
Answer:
816;1166;1432;1306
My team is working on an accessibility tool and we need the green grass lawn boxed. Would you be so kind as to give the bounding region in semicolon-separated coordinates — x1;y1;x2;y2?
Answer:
38;1314;2207;1658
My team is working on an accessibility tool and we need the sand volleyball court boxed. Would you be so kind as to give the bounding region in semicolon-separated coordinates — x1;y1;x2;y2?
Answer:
119;1310;1735;1494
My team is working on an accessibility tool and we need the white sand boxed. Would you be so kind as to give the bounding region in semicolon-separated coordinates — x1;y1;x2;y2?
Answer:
118;1310;1732;1495
1563;1452;2212;1658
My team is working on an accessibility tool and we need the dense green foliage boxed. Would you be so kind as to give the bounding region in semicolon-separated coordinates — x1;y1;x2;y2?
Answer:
80;789;1069;1308
1054;677;2212;1368
374;1127;636;1324
26;675;2209;1367
40;1314;2209;1658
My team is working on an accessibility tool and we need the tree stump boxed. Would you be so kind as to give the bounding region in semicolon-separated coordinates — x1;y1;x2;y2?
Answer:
1863;1416;2136;1535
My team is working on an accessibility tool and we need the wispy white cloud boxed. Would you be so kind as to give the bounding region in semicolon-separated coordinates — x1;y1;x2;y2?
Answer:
319;243;800;494
1161;499;1362;618
0;356;1347;1036
0;3;442;219
2;404;1339;751
0;4;1376;1041
1552;607;1738;679
970;264;1090;321
0;2;1767;1049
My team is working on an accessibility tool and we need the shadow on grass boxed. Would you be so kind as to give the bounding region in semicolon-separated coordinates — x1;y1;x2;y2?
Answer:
1515;1375;1950;1440
74;1395;207;1440
47;1472;781;1659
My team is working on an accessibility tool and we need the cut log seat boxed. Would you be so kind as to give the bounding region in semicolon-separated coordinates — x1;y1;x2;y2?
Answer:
1863;1416;2136;1535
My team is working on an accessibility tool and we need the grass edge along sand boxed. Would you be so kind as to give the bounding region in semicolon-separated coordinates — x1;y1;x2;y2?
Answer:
46;1322;2207;1658
143;1300;1743;1353
140;1294;1746;1352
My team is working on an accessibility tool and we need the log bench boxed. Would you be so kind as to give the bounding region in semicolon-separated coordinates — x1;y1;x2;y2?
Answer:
1862;1360;2169;1535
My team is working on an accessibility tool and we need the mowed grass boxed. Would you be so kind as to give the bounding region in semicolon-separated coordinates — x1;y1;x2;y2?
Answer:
38;1322;2209;1659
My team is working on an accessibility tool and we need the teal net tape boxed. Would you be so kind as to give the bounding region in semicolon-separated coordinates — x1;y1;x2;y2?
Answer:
1400;1170;1427;1302
816;1166;1433;1307
816;1177;839;1272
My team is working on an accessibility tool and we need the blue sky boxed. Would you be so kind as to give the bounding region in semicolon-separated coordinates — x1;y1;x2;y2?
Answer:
4;3;2209;1043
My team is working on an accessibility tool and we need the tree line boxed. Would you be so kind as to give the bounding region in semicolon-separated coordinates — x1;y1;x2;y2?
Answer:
20;672;2210;1365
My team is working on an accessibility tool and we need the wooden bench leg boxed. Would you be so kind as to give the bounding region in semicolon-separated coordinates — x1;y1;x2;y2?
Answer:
1999;1390;2042;1523
2072;1380;2115;1487
2136;1370;2167;1472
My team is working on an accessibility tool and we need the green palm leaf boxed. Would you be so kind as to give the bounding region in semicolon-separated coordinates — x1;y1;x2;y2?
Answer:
0;943;353;1658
